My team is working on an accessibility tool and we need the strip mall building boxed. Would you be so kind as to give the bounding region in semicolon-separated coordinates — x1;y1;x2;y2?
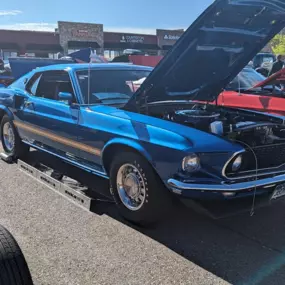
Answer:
0;21;185;60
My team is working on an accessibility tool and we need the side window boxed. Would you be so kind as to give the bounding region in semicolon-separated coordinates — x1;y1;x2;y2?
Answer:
26;73;42;95
35;70;76;102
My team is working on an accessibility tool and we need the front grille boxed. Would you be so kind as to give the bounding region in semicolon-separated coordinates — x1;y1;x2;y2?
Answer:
252;143;285;169
225;143;285;177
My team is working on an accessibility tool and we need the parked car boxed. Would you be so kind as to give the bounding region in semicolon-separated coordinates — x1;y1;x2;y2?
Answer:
1;0;285;224
218;67;285;116
252;52;276;69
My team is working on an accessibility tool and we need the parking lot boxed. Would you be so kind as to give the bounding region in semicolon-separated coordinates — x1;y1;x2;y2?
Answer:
1;148;285;285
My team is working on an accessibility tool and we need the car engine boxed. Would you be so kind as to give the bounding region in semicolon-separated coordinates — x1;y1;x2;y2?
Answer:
163;105;285;147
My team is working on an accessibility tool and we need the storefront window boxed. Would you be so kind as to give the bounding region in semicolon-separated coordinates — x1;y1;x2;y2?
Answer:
25;53;35;57
48;53;59;59
2;51;18;60
109;50;120;59
104;50;110;59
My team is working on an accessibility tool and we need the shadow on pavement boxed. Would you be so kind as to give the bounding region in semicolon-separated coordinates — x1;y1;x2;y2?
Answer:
21;150;285;285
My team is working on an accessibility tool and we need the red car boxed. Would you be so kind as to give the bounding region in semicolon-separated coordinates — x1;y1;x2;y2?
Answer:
217;67;285;116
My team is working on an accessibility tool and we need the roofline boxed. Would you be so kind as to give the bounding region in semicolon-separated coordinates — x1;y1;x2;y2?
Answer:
0;29;57;34
34;63;153;72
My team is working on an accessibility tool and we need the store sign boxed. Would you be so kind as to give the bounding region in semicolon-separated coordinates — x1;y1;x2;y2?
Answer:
120;35;145;43
163;34;180;41
71;29;92;38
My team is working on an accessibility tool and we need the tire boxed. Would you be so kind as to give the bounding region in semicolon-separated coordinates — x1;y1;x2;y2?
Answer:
0;116;29;159
110;151;173;226
0;225;33;285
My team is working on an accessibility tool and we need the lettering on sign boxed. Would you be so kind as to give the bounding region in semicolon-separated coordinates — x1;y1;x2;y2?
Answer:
120;35;145;43
163;35;180;40
71;29;91;38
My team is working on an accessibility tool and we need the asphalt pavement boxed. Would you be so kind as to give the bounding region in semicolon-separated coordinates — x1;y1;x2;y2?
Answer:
0;148;285;285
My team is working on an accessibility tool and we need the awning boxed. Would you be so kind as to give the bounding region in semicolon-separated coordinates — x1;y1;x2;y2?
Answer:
25;44;63;52
68;41;100;49
104;42;160;50
0;42;20;50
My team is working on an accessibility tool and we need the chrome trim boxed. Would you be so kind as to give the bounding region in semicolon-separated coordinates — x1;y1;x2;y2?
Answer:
226;168;285;181
167;174;285;192
23;141;109;179
228;162;285;175
67;69;82;105
223;143;285;180
221;150;245;178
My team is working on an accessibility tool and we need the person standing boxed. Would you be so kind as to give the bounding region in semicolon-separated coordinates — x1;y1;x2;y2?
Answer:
268;54;284;76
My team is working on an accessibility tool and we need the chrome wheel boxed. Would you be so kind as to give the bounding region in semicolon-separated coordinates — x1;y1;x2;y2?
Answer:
116;163;146;211
2;122;15;152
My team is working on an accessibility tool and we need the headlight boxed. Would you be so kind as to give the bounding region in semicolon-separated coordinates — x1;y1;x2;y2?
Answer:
182;154;200;172
232;155;243;172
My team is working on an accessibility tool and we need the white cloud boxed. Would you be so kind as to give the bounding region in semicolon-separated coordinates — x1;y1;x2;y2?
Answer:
0;22;56;31
0;10;22;16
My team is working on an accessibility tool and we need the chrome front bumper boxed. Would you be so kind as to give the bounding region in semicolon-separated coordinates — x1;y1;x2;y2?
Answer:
167;173;285;193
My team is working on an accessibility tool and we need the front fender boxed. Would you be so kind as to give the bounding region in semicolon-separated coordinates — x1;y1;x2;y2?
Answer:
101;137;153;166
0;105;14;121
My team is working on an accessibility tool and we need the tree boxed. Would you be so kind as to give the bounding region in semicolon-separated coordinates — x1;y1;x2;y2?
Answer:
271;34;285;55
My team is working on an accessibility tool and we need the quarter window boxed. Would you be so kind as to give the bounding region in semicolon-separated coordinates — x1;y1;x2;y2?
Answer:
34;70;76;102
26;73;42;95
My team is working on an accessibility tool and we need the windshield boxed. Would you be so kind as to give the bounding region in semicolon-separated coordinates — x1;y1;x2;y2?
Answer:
262;56;275;63
76;69;150;105
226;68;266;90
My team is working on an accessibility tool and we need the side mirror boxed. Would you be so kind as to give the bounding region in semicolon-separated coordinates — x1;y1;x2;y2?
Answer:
58;92;73;105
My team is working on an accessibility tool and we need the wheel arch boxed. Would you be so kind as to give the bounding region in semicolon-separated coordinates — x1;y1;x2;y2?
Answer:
101;139;153;175
0;106;14;123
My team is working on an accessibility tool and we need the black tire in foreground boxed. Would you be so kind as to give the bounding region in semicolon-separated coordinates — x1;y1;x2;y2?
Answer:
110;151;173;226
0;225;33;285
0;115;29;159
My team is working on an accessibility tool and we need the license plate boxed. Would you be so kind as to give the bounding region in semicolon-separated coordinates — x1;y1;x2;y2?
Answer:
271;184;285;200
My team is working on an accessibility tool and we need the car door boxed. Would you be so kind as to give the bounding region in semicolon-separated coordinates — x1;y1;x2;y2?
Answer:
17;70;80;157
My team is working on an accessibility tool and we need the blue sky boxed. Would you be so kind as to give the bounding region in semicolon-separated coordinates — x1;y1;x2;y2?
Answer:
0;0;213;33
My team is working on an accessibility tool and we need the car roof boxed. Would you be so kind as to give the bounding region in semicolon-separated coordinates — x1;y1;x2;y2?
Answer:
33;63;153;72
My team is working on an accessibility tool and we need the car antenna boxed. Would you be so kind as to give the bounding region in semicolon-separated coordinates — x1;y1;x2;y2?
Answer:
238;73;242;96
88;61;91;105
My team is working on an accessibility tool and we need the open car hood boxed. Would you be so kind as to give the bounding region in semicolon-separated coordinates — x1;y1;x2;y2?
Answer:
125;0;285;110
253;67;285;89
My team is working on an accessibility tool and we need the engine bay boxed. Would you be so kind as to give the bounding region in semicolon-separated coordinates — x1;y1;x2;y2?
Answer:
151;103;285;147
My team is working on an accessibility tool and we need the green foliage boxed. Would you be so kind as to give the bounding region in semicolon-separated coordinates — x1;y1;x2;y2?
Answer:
271;34;285;55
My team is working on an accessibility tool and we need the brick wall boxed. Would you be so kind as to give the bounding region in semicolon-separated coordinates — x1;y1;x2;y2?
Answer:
58;21;103;54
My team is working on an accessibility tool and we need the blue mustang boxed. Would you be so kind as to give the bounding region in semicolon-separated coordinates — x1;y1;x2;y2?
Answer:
1;0;285;224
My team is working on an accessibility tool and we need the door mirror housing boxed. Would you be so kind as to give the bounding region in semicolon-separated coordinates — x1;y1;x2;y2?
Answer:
58;92;73;105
